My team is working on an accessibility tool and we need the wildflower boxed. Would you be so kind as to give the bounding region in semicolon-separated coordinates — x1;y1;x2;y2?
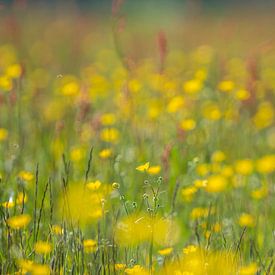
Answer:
115;263;126;271
205;175;227;193
253;101;273;129
213;222;222;232
256;154;275;174
83;239;97;253
87;180;102;191
180;119;196;131
100;128;120;143
239;263;258;275
125;265;149;275
0;75;12;91
234;159;253;175
147;165;161;175
34;241;52;255
183;245;198;254
190;207;208;219
0;128;8;141
51;225;63;235
31;264;51;275
136;162;150;172
60;80;80;96
193;179;207;188
99;148;112;159
211;151;226;162
167;96;185;113
7;214;31;229
196;163;210;176
235;89;250;101
18;171;34;181
70;147;85;162
239;213;255;228
181;186;197;202
2;200;15;209
218;80;235;92
183;79;202;94
251;186;268;200
158;247;173;256
101;113;116;125
202;102;222;120
16;192;27;204
5;63;22;79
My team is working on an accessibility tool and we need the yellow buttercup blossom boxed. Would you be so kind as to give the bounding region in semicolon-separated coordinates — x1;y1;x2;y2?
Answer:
180;119;196;131
31;264;51;275
196;163;210;176
147;165;161;175
182;245;198;254
190;207;208;219
218;80;235;92
0;75;12;91
61;80;80;96
158;247;173;256
239;263;258;275
18;171;34;181
167;96;185;113
16;192;28;204
193;179;207;188
251;186;268;200
205;175;227;193
70;147;85;162
239;213;255;228
183;79;202;94
115;264;126;271
211;150;226;162
7;214;31;229
83;239;97;253
235;89;250;101
34;241;52;254
2;201;15;209
181;186;197;202
100;128;120;143
253;101;274;129
125;265;149;275
51;224;63;235
213;222;221;232
0;128;8;141
101;113;116;125
202;102;222;120
87;180;102;191
256;154;275;174
99;148;112;159
5;63;22;79
136;162;150;172
235;159;253;175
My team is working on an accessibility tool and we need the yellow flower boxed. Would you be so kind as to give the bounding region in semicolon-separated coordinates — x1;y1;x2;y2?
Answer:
87;180;102;191
183;79;202;94
5;63;22;79
136;162;150;172
181;186;197;202
0;75;12;92
182;245;198;254
235;89;250;101
125;265;149;275
239;263;258;275
115;263;126;271
211;150;226;162
235;159;253;175
193;179;207;188
100;128;120;143
256;155;275;174
218;80;235;92
190;207;208;219
239;213;255;228
7;214;31;229
70;147;85;162
213;222;221;232
147;165;161;175
196;163;210;176
99;148;112;159
253;101;273;129
167;96;185;113
83;239;97;253
61;80;80;96
31;264;51;275
101;113;116;125
205;175;227;193
202;102;222;121
0;128;8;141
180;119;196;131
16;192;28;204
34;241;52;255
158;247;173;256
51;224;63;235
18;171;34;181
2;201;15;209
251;186;268;200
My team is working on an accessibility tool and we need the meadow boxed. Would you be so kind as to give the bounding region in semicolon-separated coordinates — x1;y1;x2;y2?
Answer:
0;3;275;274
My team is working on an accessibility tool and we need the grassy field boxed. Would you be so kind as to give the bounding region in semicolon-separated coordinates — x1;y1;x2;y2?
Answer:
0;4;275;274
